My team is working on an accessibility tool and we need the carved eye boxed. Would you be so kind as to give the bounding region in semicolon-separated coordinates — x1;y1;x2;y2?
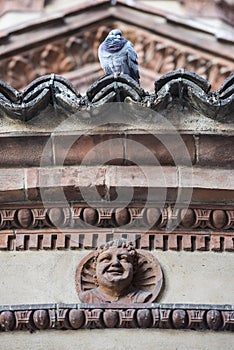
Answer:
99;254;111;263
119;254;129;261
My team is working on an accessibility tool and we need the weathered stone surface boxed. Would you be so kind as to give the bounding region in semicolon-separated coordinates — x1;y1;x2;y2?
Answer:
179;167;233;190
0;133;233;168
125;134;195;165
0;136;52;167
53;134;125;166
105;166;178;188
0;165;233;203
0;169;25;202
0;168;25;191
198;135;234;167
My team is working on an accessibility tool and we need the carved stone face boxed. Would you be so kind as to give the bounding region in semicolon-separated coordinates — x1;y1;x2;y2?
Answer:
96;246;135;292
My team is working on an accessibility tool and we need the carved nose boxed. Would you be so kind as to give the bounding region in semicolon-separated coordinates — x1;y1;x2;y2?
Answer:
111;258;121;267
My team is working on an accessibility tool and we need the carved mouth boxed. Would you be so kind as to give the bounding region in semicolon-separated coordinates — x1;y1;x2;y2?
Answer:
106;268;123;274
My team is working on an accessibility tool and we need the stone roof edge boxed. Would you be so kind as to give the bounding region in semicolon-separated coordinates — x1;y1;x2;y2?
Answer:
0;70;233;123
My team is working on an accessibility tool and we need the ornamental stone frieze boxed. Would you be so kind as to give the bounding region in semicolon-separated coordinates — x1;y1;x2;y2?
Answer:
0;72;233;255
0;205;233;252
0;304;233;332
0;205;233;231
1;228;234;252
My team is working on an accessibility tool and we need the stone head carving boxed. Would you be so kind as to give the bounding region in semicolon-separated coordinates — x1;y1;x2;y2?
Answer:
76;238;163;303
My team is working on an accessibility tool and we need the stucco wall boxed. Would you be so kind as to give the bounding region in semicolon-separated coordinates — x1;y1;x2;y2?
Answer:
0;250;233;305
1;328;233;350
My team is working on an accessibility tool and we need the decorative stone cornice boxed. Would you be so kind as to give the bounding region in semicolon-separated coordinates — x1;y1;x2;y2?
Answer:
0;71;233;122
1;229;233;252
0;303;233;331
0;203;233;252
0;205;233;231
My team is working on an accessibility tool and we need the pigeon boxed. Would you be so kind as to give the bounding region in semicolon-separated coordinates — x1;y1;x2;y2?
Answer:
98;29;140;84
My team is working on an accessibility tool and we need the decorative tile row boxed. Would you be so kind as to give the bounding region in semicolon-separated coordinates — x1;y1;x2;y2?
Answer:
0;206;233;231
1;230;233;252
0;303;233;332
0;70;233;121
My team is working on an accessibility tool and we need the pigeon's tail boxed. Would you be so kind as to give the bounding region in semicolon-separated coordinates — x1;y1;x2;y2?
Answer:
135;76;140;85
131;72;140;85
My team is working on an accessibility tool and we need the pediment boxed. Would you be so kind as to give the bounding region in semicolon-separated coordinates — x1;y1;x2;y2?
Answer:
0;1;233;93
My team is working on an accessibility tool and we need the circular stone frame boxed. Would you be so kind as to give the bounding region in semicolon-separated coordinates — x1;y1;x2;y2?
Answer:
76;249;163;303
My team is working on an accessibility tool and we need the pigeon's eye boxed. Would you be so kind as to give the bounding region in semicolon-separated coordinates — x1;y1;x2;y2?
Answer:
116;35;121;38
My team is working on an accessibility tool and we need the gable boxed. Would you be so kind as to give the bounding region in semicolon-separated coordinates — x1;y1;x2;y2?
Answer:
0;0;233;93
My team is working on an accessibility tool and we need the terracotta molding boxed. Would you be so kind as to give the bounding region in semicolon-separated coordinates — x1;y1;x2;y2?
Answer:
0;229;233;252
0;205;233;231
0;303;233;331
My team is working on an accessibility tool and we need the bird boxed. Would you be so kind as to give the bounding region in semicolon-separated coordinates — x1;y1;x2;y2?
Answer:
98;29;140;84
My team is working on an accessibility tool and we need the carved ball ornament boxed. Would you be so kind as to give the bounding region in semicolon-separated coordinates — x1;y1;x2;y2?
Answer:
76;239;163;303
